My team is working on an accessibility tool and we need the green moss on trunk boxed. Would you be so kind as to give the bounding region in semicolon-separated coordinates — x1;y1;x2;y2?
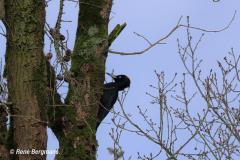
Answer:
51;0;113;159
5;0;47;160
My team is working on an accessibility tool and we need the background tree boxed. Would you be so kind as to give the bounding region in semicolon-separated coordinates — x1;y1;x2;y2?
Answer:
108;27;240;159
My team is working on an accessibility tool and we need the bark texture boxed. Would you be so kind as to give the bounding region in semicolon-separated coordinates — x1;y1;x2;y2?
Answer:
0;104;9;160
4;0;47;160
50;0;113;159
0;0;4;19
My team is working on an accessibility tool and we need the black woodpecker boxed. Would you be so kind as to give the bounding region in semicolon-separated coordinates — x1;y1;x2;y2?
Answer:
96;73;130;129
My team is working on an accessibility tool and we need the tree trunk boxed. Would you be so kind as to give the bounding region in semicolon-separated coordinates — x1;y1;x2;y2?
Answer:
0;0;4;19
50;0;113;159
0;104;9;160
4;0;47;160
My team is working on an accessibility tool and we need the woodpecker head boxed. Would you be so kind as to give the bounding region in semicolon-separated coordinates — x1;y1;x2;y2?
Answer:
106;73;130;91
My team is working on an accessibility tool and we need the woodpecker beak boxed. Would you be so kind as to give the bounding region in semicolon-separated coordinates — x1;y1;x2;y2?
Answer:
106;72;117;79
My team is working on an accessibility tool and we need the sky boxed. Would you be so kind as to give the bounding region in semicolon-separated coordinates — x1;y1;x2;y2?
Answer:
98;1;240;159
1;0;240;160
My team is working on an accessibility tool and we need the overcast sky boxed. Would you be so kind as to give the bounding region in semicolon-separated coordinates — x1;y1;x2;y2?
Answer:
1;0;240;160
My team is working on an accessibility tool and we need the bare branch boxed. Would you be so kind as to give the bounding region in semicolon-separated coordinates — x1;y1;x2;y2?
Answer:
109;11;236;56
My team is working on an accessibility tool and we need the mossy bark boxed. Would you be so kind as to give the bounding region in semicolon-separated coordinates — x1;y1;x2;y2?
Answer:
4;0;47;160
0;0;4;19
50;0;113;159
0;105;9;160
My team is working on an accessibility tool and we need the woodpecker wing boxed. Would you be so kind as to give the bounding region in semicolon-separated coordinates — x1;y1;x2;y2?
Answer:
97;82;119;128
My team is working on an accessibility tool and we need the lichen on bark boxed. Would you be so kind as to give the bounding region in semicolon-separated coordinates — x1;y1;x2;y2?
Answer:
4;0;47;160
